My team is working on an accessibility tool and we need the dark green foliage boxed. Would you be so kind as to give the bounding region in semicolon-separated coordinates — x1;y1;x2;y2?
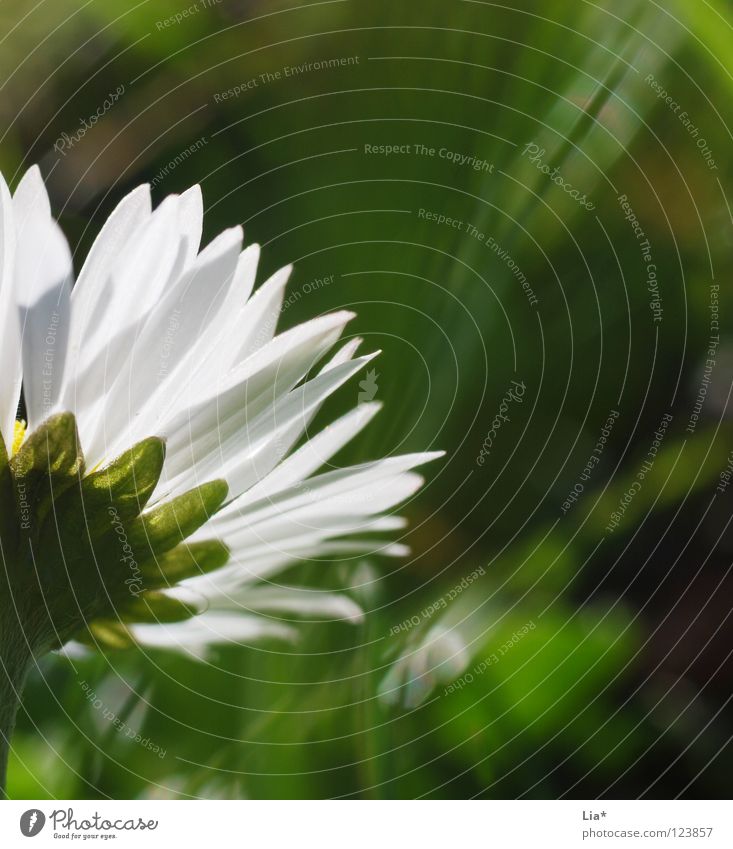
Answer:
2;0;732;801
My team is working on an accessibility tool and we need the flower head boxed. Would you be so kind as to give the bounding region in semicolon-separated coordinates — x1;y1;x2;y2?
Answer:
0;166;441;658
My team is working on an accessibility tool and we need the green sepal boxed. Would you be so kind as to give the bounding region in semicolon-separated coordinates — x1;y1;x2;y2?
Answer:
38;436;166;560
117;590;201;623
79;621;136;651
126;479;229;560
139;540;230;589
10;413;84;531
2;414;228;653
78;436;166;523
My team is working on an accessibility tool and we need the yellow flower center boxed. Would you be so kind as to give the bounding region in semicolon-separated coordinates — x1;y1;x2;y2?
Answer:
12;419;26;456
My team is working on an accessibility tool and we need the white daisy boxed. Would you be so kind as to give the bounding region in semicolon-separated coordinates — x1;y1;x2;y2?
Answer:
0;165;442;659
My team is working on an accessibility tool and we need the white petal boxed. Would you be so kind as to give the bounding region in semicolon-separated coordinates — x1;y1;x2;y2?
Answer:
241;587;364;623
217;471;427;557
13;165;50;218
230;263;291;363
179;243;261;390
85;227;243;467
223;451;442;521
13;167;73;429
176;184;203;268
129;612;296;657
99;194;183;328
62;185;152;407
68;196;186;444
218;357;379;499
152;311;355;498
322;337;363;370
168;578;363;623
243;401;382;503
68;184;151;311
136;244;261;426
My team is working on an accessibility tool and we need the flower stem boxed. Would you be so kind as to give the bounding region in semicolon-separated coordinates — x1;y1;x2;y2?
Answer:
0;605;34;799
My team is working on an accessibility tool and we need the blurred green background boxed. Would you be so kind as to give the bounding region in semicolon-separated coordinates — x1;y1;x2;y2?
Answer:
2;0;733;798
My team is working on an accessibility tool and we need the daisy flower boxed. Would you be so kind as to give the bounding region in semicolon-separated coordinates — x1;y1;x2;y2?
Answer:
0;166;441;779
